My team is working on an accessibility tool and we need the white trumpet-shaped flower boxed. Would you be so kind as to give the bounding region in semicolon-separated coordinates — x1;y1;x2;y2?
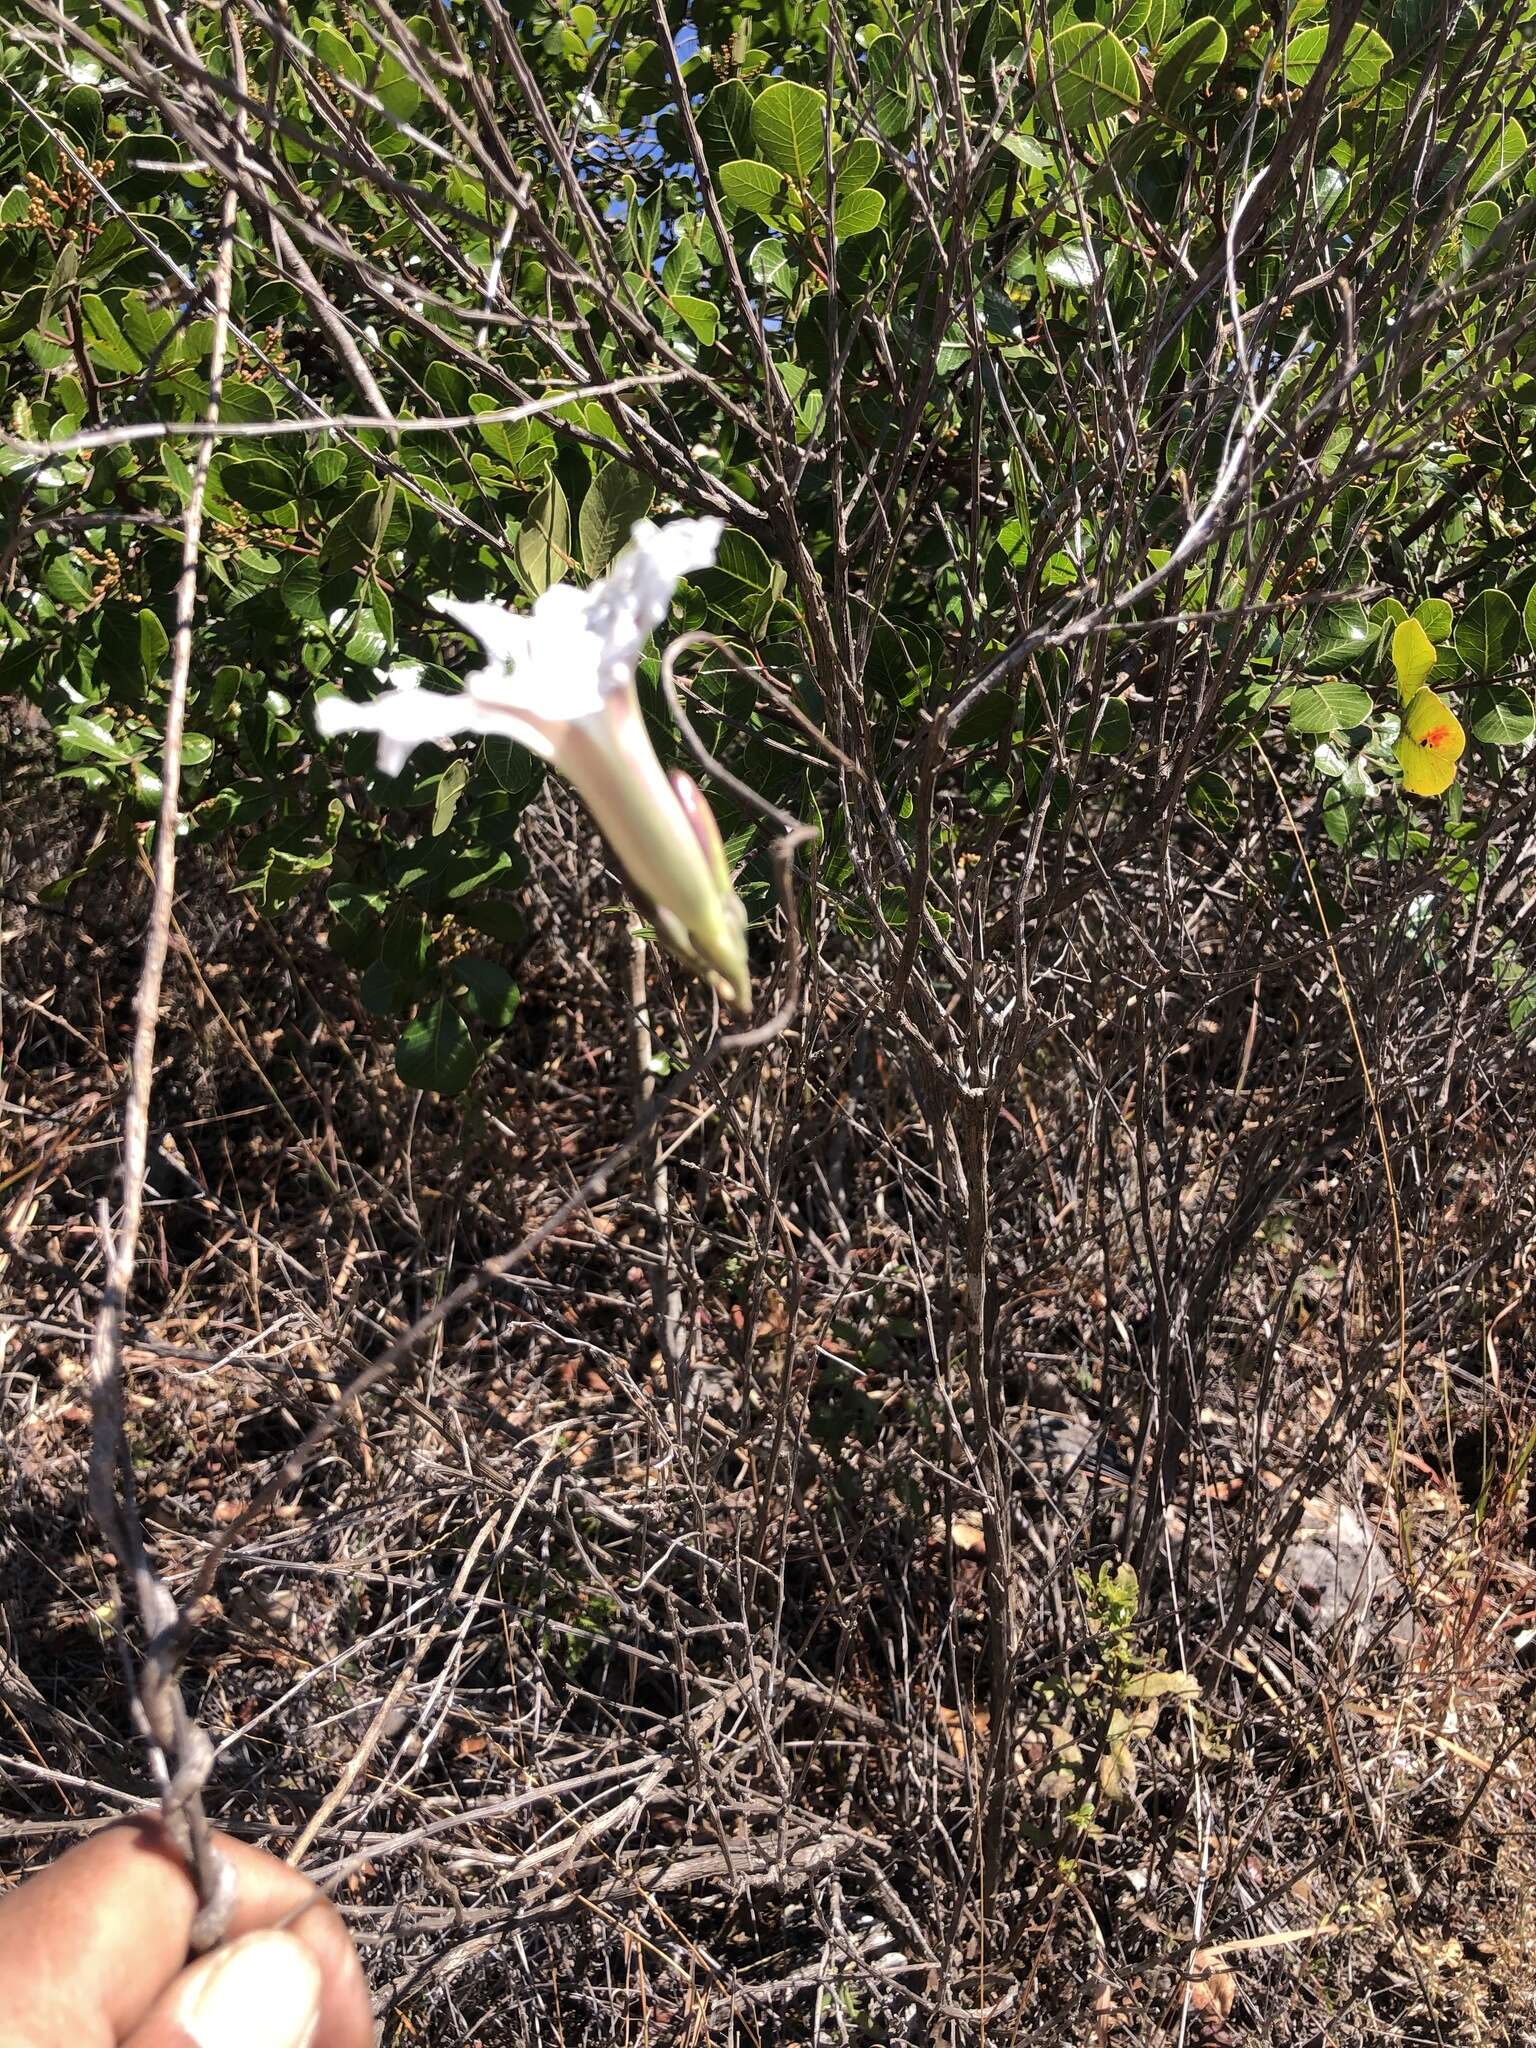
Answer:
314;517;751;1012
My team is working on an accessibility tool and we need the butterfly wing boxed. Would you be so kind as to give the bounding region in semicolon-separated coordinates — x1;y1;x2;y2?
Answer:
1396;686;1465;797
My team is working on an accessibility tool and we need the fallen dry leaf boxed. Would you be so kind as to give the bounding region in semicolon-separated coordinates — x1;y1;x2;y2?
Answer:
928;1509;986;1553
1091;1975;1115;2047
936;1702;989;1763
1186;1949;1236;2018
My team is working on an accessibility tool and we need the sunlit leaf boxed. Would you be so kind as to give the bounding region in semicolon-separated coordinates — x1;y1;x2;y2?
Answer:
1045;23;1141;131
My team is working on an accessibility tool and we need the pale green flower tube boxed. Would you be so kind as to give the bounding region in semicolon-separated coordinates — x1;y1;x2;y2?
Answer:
314;518;751;1011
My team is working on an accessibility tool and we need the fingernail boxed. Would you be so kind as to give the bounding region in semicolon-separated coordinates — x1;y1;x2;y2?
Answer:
173;1930;322;2048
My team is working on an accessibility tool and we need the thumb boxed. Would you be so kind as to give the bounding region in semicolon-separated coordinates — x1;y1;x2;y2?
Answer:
122;1930;322;2048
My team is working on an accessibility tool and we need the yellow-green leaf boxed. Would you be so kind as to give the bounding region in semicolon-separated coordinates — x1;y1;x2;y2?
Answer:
1045;23;1141;131
1391;617;1437;704
1153;17;1227;111
751;80;829;183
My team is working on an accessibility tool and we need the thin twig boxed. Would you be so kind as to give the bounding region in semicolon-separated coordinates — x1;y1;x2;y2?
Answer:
0;374;685;462
628;924;691;1417
85;6;251;1952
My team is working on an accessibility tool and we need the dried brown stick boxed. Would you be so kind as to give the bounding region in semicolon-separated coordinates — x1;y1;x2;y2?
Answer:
284;1510;506;1865
628;926;691;1414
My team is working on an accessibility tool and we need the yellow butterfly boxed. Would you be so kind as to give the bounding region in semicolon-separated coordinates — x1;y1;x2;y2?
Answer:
1391;617;1465;798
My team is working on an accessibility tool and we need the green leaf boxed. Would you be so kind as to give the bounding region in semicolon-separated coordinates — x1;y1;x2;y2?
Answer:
1283;23;1392;89
58;709;131;762
455;957;521;1028
1188;768;1238;830
381;904;430;978
661;234;702;296
140;610;169;674
441;846;514;899
1456;589;1519;676
79;294;142;374
1044;240;1098;288
998;133;1051;172
331;480;398;561
122;295;173;360
696;528;782;638
698;80;756;168
360;959;411;1017
1468;683;1534;747
1462;199;1502;265
469;392;529;466
749;237;793;293
233;548;284;598
1106;0;1168;45
1413;598;1453;643
1342;24;1394;86
1288;681;1373;734
751;80;829;182
515;478;572;594
1322;781;1360;848
395;997;477;1095
833;187;885;237
670;292;719;345
219;457;293;512
479;738;544;805
376;52;422;120
312;23;365;85
1153;17;1228;110
1045;24;1141;132
40;240;80;335
1468;115;1527;194
580;460;655;575
835;138;881;189
432;757;469;835
344;609;389;667
719;158;785;217
327;883;389;960
865;32;914;137
50;375;86;433
221;379;278;425
281;558;325;622
43;554;94;608
1304;601;1373;670
460;896;527;946
1067;696;1131;753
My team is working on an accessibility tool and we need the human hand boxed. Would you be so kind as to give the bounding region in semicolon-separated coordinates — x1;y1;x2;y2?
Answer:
1;1818;373;2048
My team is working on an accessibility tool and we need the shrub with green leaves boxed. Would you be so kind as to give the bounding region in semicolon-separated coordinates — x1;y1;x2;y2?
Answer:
3;0;1536;1092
